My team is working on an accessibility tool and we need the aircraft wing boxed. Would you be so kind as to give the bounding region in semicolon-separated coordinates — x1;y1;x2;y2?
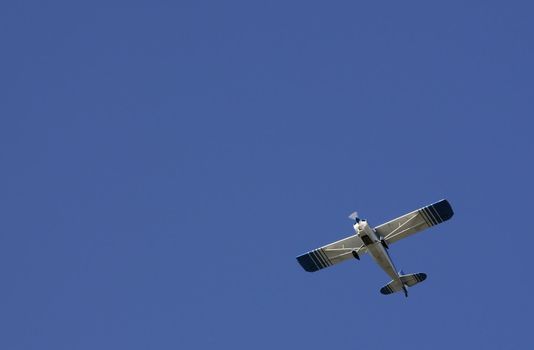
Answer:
296;234;368;272
374;199;454;245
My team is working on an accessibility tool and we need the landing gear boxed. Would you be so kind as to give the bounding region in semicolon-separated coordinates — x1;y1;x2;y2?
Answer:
381;239;389;249
351;250;360;260
402;286;408;298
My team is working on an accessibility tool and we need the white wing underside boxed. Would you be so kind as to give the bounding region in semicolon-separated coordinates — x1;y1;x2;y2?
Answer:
322;234;368;263
375;211;429;244
294;234;368;272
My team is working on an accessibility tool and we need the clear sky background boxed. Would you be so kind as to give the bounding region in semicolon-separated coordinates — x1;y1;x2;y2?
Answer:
1;1;533;349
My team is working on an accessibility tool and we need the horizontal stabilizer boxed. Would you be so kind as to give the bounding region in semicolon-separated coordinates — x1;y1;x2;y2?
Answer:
400;272;427;287
380;280;404;295
380;273;427;295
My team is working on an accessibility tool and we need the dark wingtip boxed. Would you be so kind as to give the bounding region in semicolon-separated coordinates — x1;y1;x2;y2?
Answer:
432;199;454;221
296;254;319;272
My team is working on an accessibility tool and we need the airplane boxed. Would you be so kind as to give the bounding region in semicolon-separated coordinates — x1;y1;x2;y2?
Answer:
296;199;454;297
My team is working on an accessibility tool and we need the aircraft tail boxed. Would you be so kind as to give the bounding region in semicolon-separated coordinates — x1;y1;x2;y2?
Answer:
380;273;427;295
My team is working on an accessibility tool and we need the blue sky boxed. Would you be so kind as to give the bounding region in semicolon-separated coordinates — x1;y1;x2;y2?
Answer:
1;1;533;349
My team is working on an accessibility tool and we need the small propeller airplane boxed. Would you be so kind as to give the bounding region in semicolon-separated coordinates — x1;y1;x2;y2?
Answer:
296;199;454;297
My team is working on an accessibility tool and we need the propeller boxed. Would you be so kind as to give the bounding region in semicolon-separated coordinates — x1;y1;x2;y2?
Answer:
348;211;360;223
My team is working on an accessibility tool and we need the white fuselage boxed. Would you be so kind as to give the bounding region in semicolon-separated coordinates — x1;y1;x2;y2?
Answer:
355;220;401;283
